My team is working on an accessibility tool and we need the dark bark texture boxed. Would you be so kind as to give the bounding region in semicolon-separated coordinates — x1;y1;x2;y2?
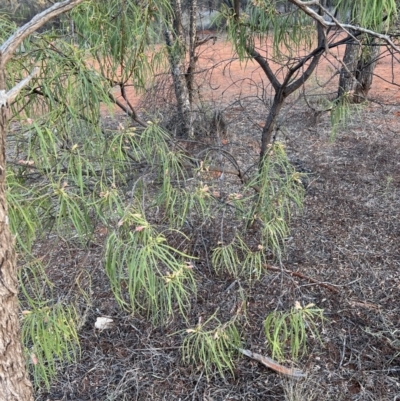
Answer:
353;38;380;103
338;36;380;103
338;40;360;98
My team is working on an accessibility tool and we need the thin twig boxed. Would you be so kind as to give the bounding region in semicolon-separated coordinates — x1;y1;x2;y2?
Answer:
120;84;148;127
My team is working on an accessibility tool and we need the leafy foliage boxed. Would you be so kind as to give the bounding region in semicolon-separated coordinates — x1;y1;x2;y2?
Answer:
104;204;196;321
212;142;305;278
336;0;398;31
264;302;325;361
218;0;315;61
70;0;168;92
181;313;242;378
330;94;365;139
21;304;79;390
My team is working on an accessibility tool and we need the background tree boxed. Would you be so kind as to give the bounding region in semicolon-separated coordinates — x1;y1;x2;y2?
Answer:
336;0;397;102
165;0;194;137
165;0;220;137
219;0;398;159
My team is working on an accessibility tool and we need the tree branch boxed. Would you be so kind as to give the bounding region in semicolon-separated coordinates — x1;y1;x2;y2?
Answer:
264;264;339;293
281;31;364;94
0;67;39;107
284;2;325;95
119;84;148;127
247;47;281;91
0;0;86;66
108;91;148;127
287;0;400;52
285;52;322;95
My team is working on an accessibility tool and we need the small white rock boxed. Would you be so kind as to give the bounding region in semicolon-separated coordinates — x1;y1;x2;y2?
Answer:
95;317;114;330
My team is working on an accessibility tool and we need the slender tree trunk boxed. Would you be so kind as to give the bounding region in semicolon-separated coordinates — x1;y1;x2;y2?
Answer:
186;0;197;105
338;39;360;98
0;68;34;401
260;92;285;159
338;36;379;103
233;0;240;18
256;0;324;162
353;38;380;103
165;0;193;137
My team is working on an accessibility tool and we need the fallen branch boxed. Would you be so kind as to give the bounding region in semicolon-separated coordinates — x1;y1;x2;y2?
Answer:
238;348;306;378
264;264;339;293
347;299;380;311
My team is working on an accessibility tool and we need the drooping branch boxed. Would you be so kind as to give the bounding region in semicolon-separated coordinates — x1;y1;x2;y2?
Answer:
287;0;400;52
0;3;87;400
0;0;86;66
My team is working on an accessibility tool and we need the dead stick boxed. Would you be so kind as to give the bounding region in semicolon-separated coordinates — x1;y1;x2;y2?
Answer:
238;348;306;378
264;264;339;293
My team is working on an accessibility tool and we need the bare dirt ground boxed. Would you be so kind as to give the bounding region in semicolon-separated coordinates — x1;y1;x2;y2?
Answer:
36;36;400;401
